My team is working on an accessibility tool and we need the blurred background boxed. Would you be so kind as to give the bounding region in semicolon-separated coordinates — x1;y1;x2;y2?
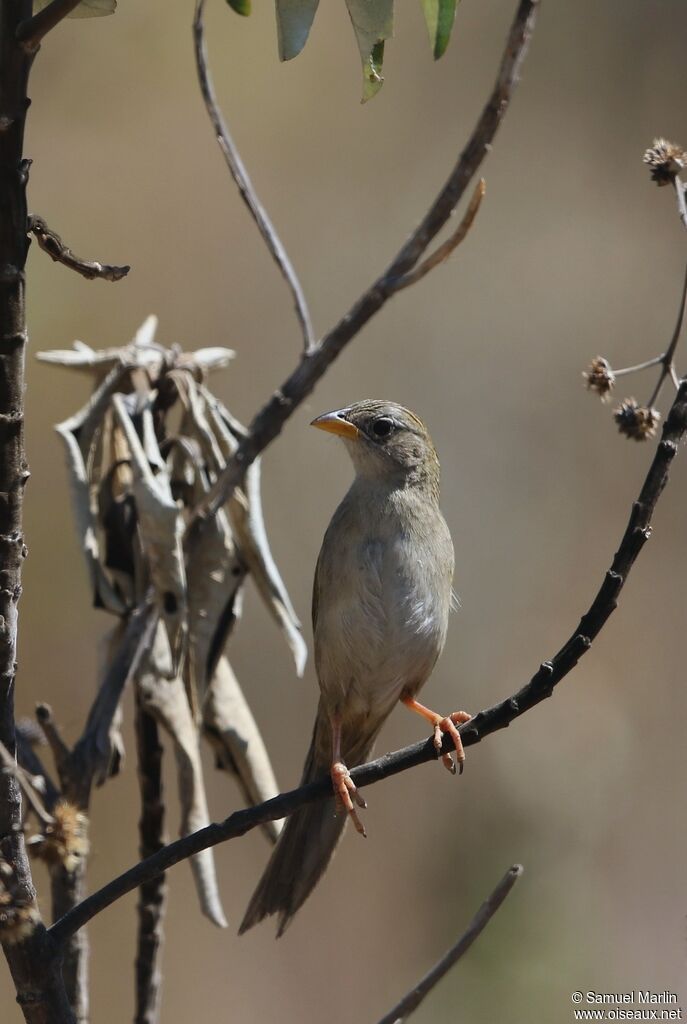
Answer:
2;0;687;1020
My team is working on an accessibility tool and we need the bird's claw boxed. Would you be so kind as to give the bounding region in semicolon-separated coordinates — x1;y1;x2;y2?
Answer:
434;711;472;775
331;761;367;837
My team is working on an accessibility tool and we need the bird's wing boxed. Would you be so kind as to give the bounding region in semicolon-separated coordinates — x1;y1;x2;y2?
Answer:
311;546;323;633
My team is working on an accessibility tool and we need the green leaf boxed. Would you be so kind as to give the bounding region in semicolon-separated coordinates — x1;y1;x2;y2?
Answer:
362;40;386;102
420;0;458;59
345;0;393;102
226;0;251;14
32;0;116;17
276;0;320;61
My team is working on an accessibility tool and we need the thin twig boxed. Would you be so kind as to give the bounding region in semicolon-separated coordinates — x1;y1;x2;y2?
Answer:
192;0;316;353
15;727;61;813
191;0;539;524
645;255;687;407
0;738;54;827
375;865;523;1024
35;703;71;784
47;378;687;946
661;254;687;367
134;697;167;1024
16;0;83;50
394;179;486;292
28;216;130;283
674;178;687;232
614;356;663;377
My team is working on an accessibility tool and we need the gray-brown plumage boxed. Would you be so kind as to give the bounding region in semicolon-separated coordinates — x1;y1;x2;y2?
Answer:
239;401;467;937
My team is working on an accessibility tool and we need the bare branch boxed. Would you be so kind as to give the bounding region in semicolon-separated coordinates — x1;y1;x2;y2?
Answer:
28;216;129;283
67;597;159;808
35;704;71;785
638;254;687;410
50;859;89;1024
15;727;61;813
375;865;523;1024
192;0;539;523
16;0;83;51
192;0;316;354
394;179;486;292
47;377;687;946
134;696;166;1024
663;254;687;369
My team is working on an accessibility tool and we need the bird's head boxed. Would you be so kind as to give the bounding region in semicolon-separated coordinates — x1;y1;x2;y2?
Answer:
311;400;440;494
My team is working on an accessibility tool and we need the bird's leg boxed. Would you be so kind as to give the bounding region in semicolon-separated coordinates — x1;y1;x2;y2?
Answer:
401;696;472;775
330;715;367;838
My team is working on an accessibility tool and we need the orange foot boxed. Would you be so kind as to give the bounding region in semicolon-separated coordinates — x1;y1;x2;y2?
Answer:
331;761;367;837
402;697;472;775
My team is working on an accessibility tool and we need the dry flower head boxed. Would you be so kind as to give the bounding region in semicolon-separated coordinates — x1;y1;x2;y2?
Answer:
614;398;661;441
0;861;39;946
29;801;89;873
0;892;39;945
643;138;687;186
583;356;615;401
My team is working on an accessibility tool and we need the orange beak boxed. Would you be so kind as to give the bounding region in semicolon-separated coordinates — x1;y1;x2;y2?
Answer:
310;410;360;440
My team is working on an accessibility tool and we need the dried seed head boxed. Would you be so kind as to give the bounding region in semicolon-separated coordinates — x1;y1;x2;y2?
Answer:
30;801;89;874
0;892;39;946
583;356;616;401
643;138;687;186
613;398;661;441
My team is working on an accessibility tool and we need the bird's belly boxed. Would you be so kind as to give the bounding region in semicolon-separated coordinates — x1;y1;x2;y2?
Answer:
315;539;447;718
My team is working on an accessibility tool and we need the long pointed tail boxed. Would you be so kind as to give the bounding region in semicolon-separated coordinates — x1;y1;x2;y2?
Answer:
239;711;376;937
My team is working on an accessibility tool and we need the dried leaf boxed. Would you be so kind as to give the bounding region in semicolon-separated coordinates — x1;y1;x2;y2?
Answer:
167;418;246;702
186;505;245;704
229;458;307;676
192;386;306;673
198;386;247;444
74;601;158;792
179;382;305;675
203;657;282;843
53;364;132;614
55;423;127;615
137;623;228;928
132;315;159;349
172;373;226;474
178;348;235;373
112;395;187;667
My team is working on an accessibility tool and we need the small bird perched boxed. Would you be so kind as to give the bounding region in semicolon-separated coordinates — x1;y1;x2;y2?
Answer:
239;400;469;936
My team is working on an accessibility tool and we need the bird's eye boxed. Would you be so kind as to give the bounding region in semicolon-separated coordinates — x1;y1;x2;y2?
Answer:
372;417;394;438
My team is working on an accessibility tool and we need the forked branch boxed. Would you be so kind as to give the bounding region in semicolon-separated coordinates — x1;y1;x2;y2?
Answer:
394;178;486;292
16;0;83;50
28;216;130;283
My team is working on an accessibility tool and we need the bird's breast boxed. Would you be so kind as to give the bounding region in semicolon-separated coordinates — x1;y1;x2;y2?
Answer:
314;513;452;718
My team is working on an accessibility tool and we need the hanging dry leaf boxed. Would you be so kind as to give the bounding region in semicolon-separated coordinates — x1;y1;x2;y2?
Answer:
112;394;187;668
228;458;307;676
136;622;228;929
203;657;282;843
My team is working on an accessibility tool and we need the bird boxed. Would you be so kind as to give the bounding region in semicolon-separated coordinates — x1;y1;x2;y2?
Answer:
239;400;470;937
